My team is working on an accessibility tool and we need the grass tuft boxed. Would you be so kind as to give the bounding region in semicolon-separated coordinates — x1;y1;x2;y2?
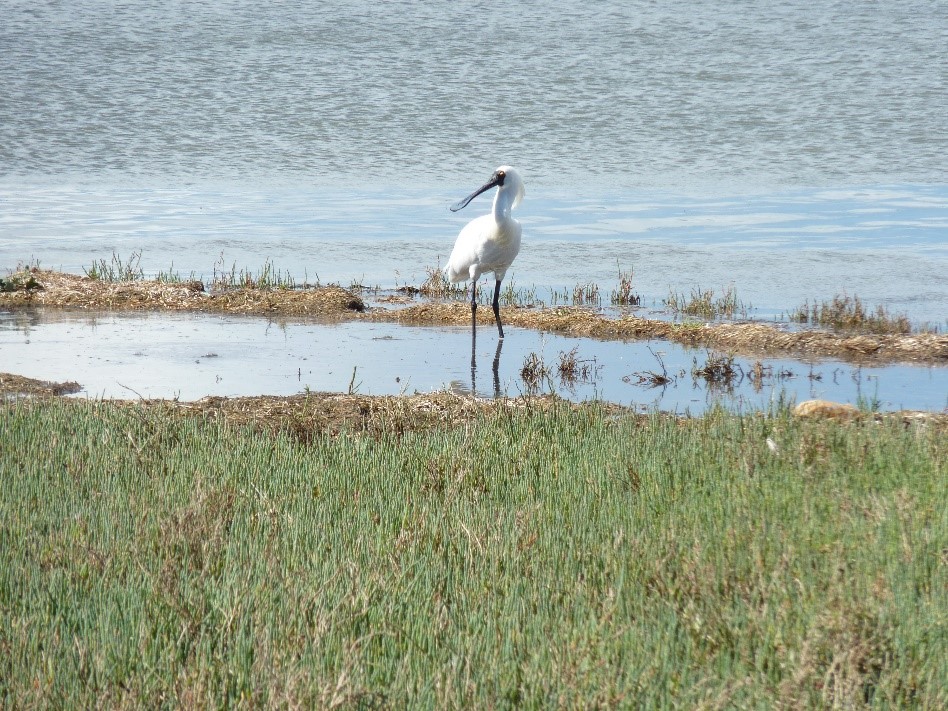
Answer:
666;285;748;320
610;263;641;306
519;351;550;388
154;263;200;285
418;265;465;299
211;256;298;291
556;346;600;385
791;294;916;334
0;270;44;294
83;250;145;282
691;350;739;386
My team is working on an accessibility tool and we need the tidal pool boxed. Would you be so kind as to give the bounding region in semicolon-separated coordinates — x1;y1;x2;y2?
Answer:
2;310;945;413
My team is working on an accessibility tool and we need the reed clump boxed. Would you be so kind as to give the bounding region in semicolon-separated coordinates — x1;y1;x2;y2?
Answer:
571;281;601;306
1;397;945;707
610;265;641;306
792;294;914;335
520;351;550;388
665;284;747;320
83;250;145;282
211;257;301;291
417;265;464;299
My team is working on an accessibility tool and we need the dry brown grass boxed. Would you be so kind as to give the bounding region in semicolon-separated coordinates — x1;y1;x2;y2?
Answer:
417;265;465;299
0;268;365;317
159;390;580;440
8;379;944;435
0;373;81;397
370;303;948;365
4;269;947;364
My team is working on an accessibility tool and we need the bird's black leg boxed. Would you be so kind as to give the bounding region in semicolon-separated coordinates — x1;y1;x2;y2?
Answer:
470;280;477;325
492;279;504;339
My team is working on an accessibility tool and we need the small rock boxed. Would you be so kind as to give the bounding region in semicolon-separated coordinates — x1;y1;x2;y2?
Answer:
793;399;860;420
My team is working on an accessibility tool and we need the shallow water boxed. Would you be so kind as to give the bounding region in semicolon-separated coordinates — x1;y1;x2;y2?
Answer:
3;183;947;326
2;310;945;413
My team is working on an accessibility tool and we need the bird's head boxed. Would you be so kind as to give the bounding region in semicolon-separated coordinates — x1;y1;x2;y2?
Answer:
495;166;525;210
451;166;525;212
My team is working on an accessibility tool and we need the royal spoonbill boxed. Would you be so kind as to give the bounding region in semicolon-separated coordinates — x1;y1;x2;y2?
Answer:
447;166;525;339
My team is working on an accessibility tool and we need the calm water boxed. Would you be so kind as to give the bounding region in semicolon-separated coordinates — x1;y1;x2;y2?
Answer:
5;310;947;413
1;1;946;405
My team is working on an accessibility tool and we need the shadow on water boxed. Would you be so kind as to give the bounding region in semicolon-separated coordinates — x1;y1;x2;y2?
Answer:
1;309;946;413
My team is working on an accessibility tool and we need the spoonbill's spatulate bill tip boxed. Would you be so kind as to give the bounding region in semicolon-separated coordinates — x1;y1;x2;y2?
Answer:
445;166;525;339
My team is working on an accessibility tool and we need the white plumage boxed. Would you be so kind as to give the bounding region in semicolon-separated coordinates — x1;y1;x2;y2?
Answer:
446;165;525;338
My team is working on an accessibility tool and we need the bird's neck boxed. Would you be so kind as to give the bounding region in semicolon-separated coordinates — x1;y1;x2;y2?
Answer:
492;189;515;222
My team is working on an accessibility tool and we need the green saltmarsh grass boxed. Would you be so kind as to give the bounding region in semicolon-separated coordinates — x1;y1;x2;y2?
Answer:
1;400;946;707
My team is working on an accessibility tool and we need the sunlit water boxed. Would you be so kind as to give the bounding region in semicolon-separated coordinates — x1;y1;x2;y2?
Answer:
3;184;947;325
4;311;946;413
3;1;945;188
1;1;945;407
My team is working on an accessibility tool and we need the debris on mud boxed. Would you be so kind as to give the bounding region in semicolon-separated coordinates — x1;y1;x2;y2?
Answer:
0;373;81;397
370;303;948;365
0;268;365;317
3;269;946;365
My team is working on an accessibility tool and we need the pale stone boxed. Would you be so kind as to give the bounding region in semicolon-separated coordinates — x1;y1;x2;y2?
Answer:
793;399;860;419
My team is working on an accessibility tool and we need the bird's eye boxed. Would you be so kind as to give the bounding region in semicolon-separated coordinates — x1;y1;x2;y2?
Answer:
497;170;506;178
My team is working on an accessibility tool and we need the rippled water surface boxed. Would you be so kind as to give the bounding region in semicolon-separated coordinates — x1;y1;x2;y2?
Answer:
3;1;946;188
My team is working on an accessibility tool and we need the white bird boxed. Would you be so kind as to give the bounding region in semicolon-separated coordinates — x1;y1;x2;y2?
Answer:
446;165;525;339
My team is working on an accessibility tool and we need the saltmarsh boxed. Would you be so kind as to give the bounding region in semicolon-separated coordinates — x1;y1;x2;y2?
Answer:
1;399;946;708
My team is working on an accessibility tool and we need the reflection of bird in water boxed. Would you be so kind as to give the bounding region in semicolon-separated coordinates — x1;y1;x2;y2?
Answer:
447;166;525;339
469;328;504;398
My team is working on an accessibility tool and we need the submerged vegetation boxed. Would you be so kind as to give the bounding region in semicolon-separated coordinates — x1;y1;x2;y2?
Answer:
518;346;600;391
791;294;920;335
1;397;945;707
623;349;800;394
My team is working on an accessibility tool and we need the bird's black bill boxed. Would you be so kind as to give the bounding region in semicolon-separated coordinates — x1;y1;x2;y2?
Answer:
449;173;503;212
